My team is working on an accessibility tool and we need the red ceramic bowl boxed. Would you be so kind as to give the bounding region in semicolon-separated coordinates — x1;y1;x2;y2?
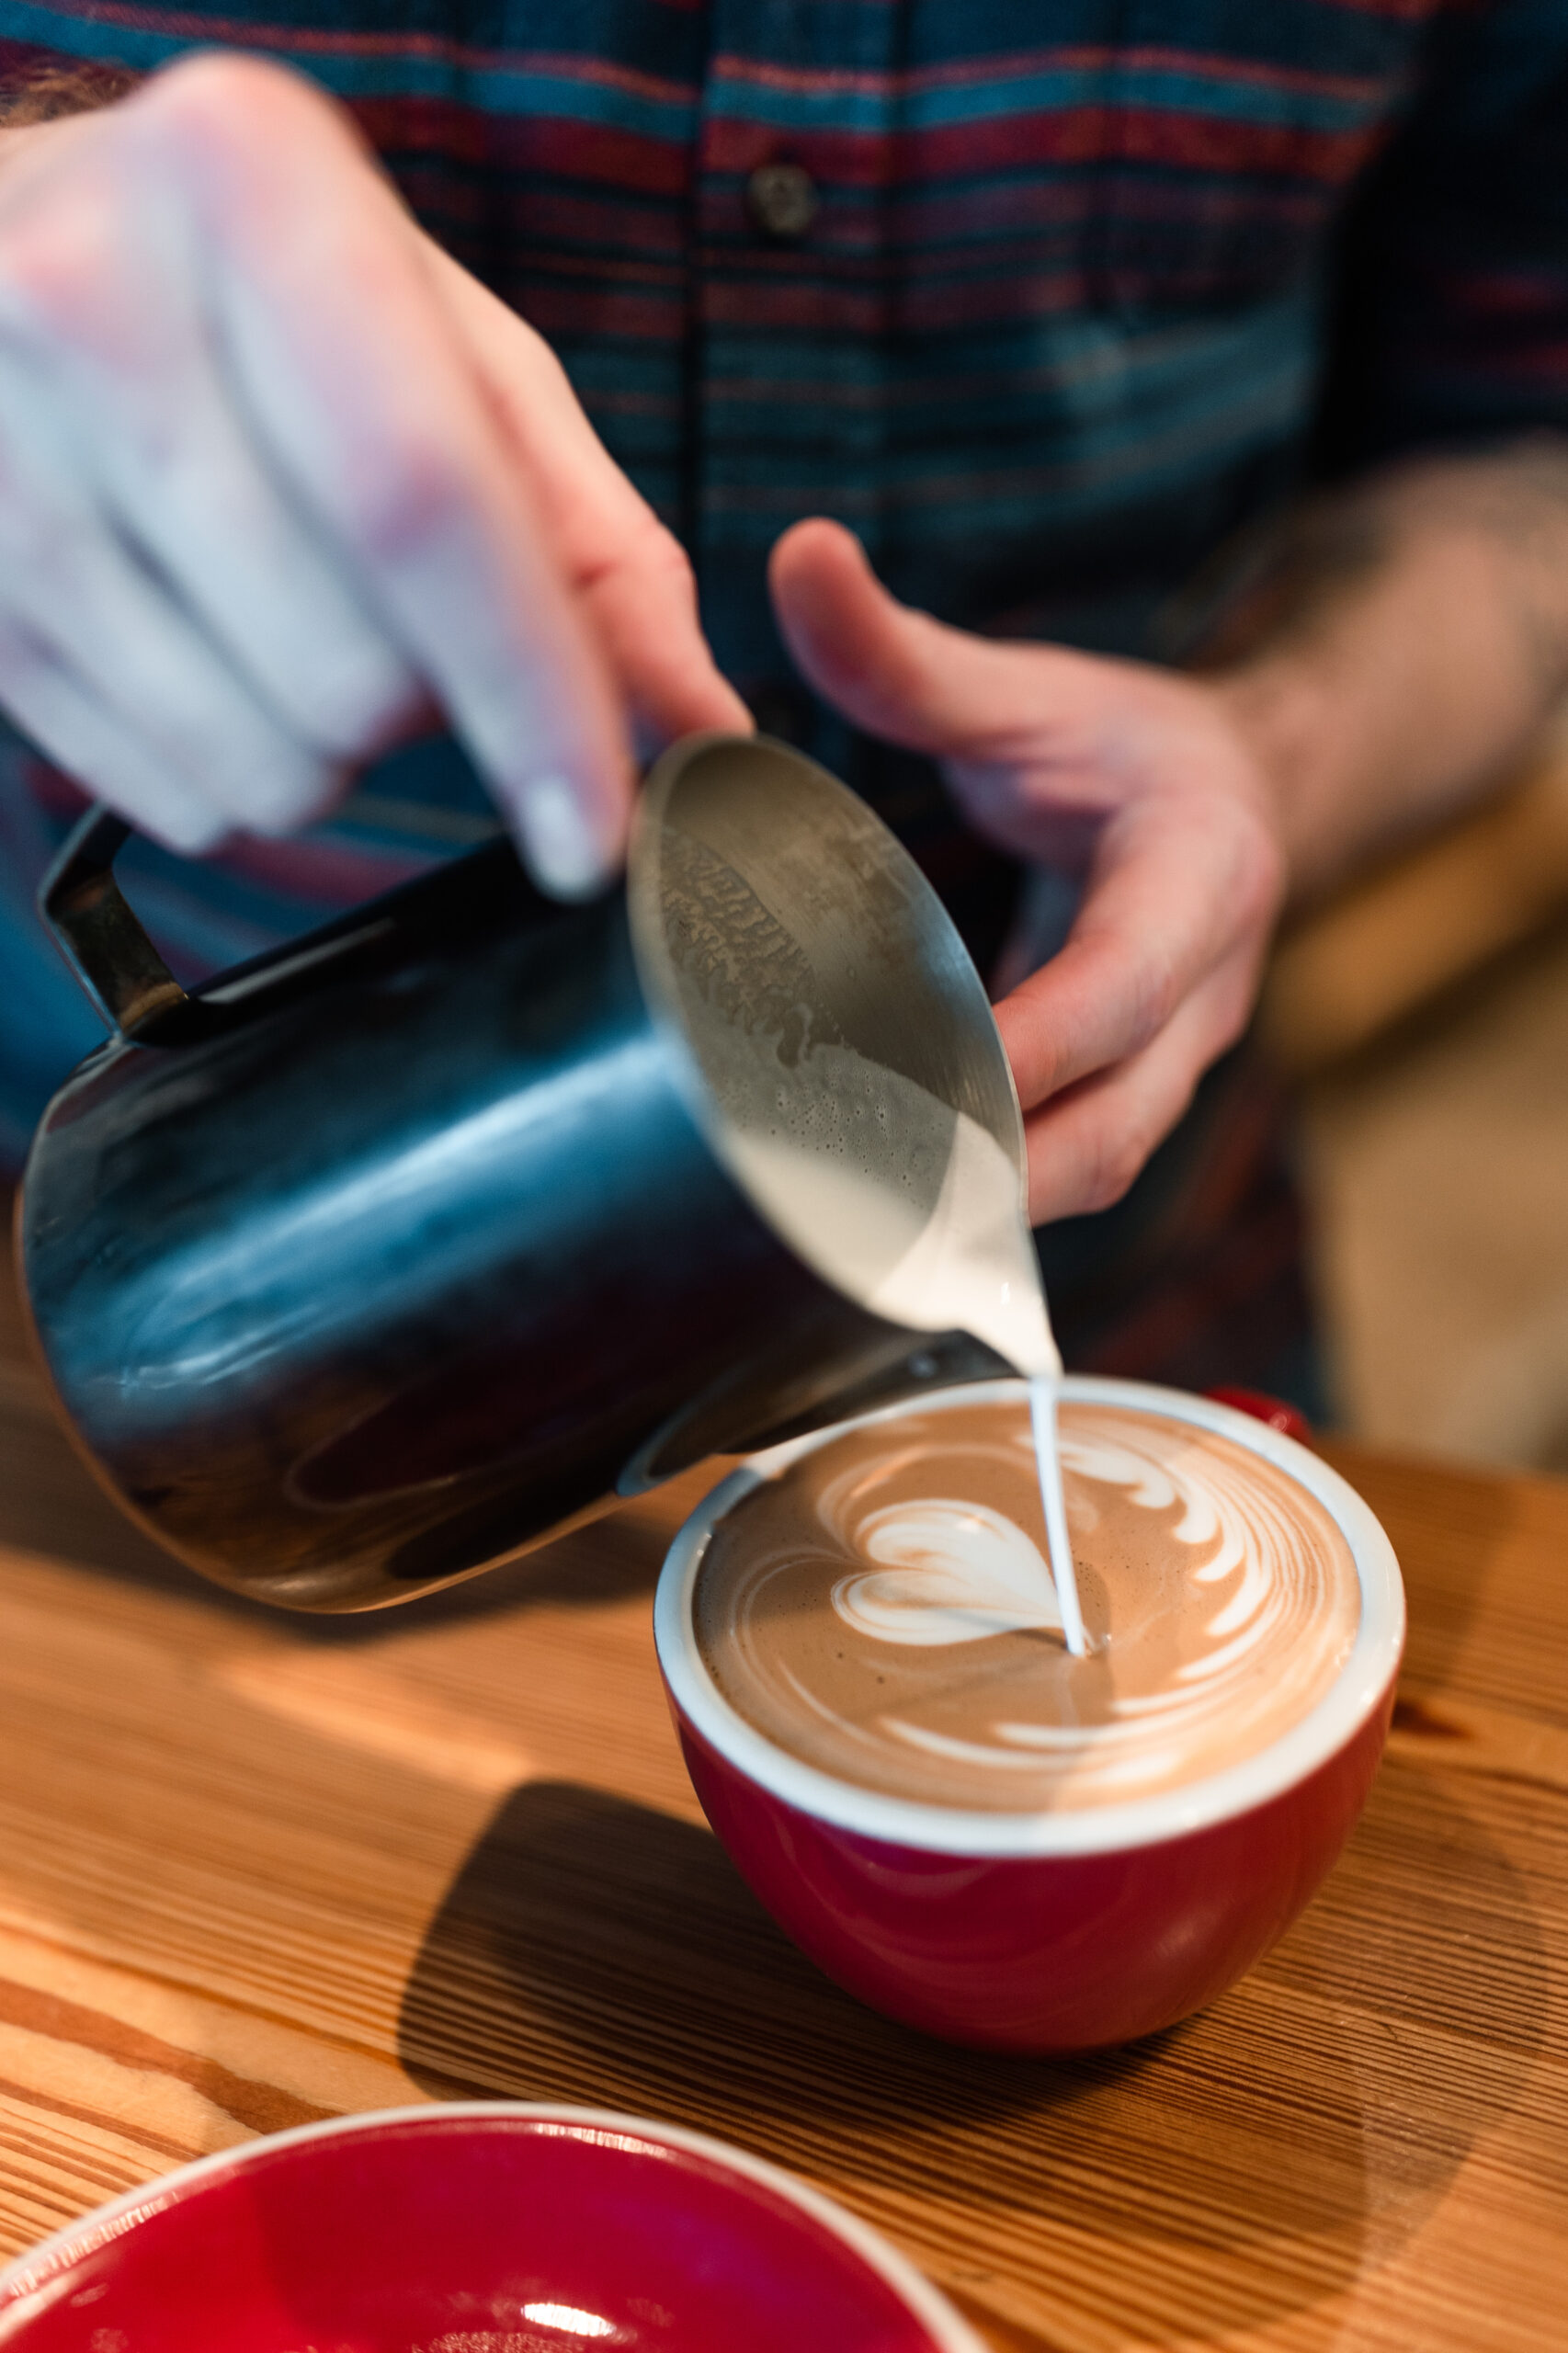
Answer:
655;1375;1405;2053
0;2103;985;2350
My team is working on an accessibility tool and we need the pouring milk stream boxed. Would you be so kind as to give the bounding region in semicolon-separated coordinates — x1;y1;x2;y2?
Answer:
653;788;1086;1658
722;1071;1089;1658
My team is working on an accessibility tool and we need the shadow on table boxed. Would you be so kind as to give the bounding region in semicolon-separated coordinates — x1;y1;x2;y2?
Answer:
397;1759;1545;2347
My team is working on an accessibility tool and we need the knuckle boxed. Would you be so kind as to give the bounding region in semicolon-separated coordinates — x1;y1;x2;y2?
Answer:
638;515;699;601
141;792;232;854
246;760;343;835
338;428;465;562
595;501;703;622
0;184;120;345
298;647;419;759
1214;783;1287;915
146;51;318;152
1121;955;1178;1055
1079;1129;1143;1215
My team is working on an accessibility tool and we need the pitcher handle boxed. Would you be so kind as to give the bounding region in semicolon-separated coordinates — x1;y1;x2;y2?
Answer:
38;805;192;1040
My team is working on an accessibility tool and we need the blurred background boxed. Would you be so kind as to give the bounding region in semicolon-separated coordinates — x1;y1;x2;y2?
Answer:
1265;700;1568;1472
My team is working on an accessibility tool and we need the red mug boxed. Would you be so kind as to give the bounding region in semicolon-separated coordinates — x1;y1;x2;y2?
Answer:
655;1376;1405;2052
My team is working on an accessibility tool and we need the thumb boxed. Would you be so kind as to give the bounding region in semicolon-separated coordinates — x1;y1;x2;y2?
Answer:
769;517;1085;755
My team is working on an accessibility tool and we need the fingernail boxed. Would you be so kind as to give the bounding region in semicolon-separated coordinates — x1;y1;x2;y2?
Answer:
517;771;616;901
142;794;232;858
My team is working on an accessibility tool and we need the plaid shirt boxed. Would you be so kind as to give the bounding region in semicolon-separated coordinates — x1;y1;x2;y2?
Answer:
3;0;1566;1388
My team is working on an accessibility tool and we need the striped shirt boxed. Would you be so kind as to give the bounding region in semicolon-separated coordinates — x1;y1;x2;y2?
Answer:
2;0;1565;1389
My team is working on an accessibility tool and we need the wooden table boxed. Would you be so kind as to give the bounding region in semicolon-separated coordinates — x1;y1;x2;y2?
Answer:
0;1313;1564;2350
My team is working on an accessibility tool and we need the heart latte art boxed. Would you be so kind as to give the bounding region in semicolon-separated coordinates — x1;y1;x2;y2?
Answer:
694;1399;1361;1811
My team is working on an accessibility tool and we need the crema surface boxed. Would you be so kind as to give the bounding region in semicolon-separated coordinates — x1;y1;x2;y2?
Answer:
694;1400;1360;1812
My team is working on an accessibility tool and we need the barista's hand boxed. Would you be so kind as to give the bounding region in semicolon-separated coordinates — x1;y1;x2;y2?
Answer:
770;518;1287;1224
0;55;746;893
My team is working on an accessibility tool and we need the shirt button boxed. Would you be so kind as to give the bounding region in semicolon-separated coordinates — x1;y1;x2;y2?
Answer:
745;161;819;243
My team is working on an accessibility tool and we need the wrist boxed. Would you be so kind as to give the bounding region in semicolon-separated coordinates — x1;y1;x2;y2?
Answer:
1209;655;1339;901
1201;448;1568;904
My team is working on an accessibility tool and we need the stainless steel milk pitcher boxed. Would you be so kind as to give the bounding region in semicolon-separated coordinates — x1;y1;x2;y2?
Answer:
17;733;1028;1611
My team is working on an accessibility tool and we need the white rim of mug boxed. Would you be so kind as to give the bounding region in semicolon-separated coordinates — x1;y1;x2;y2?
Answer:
654;1374;1406;1860
0;2101;987;2353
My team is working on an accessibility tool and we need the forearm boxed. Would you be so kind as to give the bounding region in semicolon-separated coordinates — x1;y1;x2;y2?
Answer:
0;62;139;129
1210;441;1568;900
0;62;140;186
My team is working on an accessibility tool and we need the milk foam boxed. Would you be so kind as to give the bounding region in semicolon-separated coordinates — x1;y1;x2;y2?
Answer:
695;1399;1361;1813
720;1063;1057;1378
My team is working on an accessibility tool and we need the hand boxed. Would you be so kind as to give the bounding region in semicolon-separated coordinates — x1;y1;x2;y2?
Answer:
0;55;747;892
770;519;1287;1224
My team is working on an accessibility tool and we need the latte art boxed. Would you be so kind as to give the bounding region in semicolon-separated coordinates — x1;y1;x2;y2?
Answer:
694;1399;1361;1812
837;1499;1065;1645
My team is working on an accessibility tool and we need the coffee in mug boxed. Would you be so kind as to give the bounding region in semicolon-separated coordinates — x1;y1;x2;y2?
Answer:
693;1396;1360;1813
659;1376;1404;2049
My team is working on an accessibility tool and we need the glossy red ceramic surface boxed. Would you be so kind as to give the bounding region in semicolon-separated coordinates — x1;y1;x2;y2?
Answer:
0;2106;983;2351
1205;1387;1314;1444
672;1692;1395;2051
656;1375;1405;2054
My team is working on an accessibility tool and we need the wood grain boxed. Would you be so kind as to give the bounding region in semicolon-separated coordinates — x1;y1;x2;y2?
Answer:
0;1331;1563;2347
